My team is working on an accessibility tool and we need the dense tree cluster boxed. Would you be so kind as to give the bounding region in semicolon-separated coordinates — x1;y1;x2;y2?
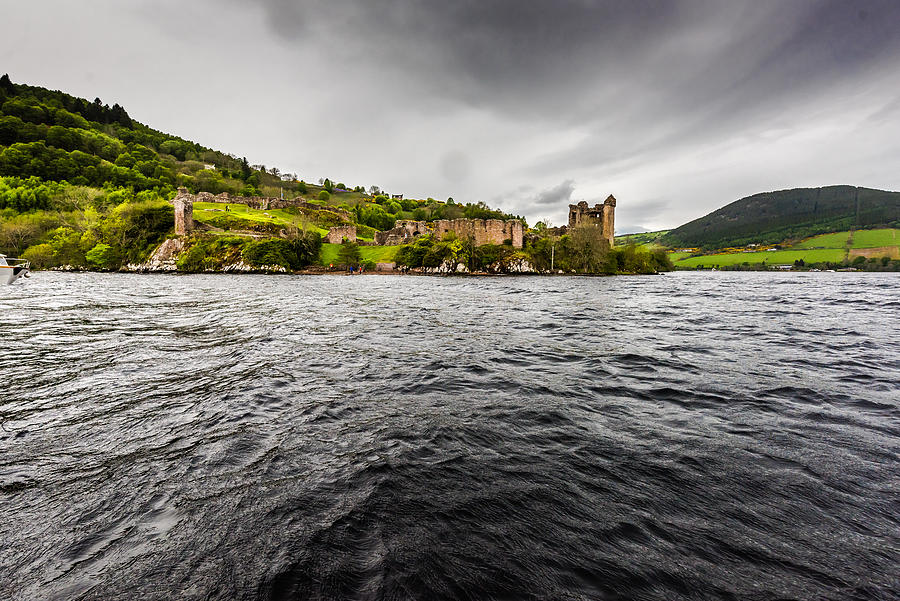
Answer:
0;74;274;196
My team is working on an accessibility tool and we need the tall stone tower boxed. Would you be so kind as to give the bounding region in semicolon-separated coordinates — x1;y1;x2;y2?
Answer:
173;187;194;235
568;194;616;246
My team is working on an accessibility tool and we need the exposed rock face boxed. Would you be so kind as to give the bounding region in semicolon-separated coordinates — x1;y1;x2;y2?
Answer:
374;220;429;246
129;237;185;271
568;195;616;246
173;189;194;235
325;225;356;244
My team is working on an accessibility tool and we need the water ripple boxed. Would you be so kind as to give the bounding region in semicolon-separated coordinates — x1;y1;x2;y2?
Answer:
2;271;899;600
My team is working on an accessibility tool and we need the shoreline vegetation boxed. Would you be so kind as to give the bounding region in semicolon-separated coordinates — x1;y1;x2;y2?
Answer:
2;75;898;276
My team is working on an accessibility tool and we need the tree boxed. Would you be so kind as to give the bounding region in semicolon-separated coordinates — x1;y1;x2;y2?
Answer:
323;178;334;193
337;240;361;268
369;185;380;195
0;73;14;93
85;243;117;269
563;226;610;273
297;180;308;194
240;157;251;181
318;190;331;201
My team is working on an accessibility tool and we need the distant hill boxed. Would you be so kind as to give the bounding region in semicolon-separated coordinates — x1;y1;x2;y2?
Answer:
662;186;900;250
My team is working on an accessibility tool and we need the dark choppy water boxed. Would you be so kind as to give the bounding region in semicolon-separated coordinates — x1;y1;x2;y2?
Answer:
2;272;899;600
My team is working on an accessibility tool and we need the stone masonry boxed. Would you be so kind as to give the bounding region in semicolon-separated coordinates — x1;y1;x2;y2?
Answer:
374;220;430;246
374;218;523;248
433;219;524;248
325;225;357;244
173;188;194;234
568;195;616;246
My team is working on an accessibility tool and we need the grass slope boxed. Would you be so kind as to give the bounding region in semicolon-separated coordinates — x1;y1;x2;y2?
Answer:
320;244;399;266
193;202;330;234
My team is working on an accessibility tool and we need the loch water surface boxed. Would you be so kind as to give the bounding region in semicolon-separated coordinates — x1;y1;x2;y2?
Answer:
2;271;899;600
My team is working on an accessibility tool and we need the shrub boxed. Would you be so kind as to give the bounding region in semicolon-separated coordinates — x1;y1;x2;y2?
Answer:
85;243;117;268
242;233;322;269
318;190;331;201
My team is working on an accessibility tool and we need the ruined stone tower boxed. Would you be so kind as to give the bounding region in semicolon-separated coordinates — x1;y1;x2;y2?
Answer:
568;195;616;246
173;187;194;235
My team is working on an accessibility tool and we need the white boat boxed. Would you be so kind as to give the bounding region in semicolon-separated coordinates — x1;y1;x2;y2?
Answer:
1;254;30;284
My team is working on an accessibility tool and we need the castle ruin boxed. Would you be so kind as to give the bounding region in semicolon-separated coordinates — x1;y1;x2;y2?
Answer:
568;195;616;246
374;220;430;246
374;218;524;248
173;188;194;235
324;225;357;244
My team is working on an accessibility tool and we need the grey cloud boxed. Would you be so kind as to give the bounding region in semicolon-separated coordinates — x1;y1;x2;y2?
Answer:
440;151;470;183
534;180;576;206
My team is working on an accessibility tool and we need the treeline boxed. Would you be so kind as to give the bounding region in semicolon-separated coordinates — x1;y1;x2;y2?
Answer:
394;227;672;274
663;186;900;250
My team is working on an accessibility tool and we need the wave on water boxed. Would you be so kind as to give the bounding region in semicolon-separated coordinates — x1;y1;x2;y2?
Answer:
1;271;899;600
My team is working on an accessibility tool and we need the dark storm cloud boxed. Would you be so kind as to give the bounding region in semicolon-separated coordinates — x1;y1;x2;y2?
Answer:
253;0;900;117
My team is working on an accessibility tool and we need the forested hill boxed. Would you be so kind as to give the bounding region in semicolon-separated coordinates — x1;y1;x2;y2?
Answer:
0;73;270;198
661;186;900;249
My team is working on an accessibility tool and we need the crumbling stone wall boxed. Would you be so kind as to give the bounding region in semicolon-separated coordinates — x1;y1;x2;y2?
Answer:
374;220;429;246
325;225;357;244
433;219;524;248
568;195;616;246
173;188;194;234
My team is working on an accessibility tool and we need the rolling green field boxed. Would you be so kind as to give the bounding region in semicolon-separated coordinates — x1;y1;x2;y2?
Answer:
792;231;851;249
674;228;900;268
851;228;899;248
320;244;399;266
674;248;846;268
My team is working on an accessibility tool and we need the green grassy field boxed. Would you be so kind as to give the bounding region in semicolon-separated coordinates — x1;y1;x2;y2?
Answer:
792;231;851;249
674;248;845;268
851;228;899;248
676;228;900;267
193;202;330;235
320;244;399;266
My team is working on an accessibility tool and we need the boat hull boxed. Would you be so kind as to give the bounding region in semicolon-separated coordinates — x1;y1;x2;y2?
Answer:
3;265;29;285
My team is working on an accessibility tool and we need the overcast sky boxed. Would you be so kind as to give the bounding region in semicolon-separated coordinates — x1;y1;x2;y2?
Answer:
3;1;900;231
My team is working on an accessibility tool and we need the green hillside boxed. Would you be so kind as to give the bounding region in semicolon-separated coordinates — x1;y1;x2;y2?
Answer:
662;186;900;250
